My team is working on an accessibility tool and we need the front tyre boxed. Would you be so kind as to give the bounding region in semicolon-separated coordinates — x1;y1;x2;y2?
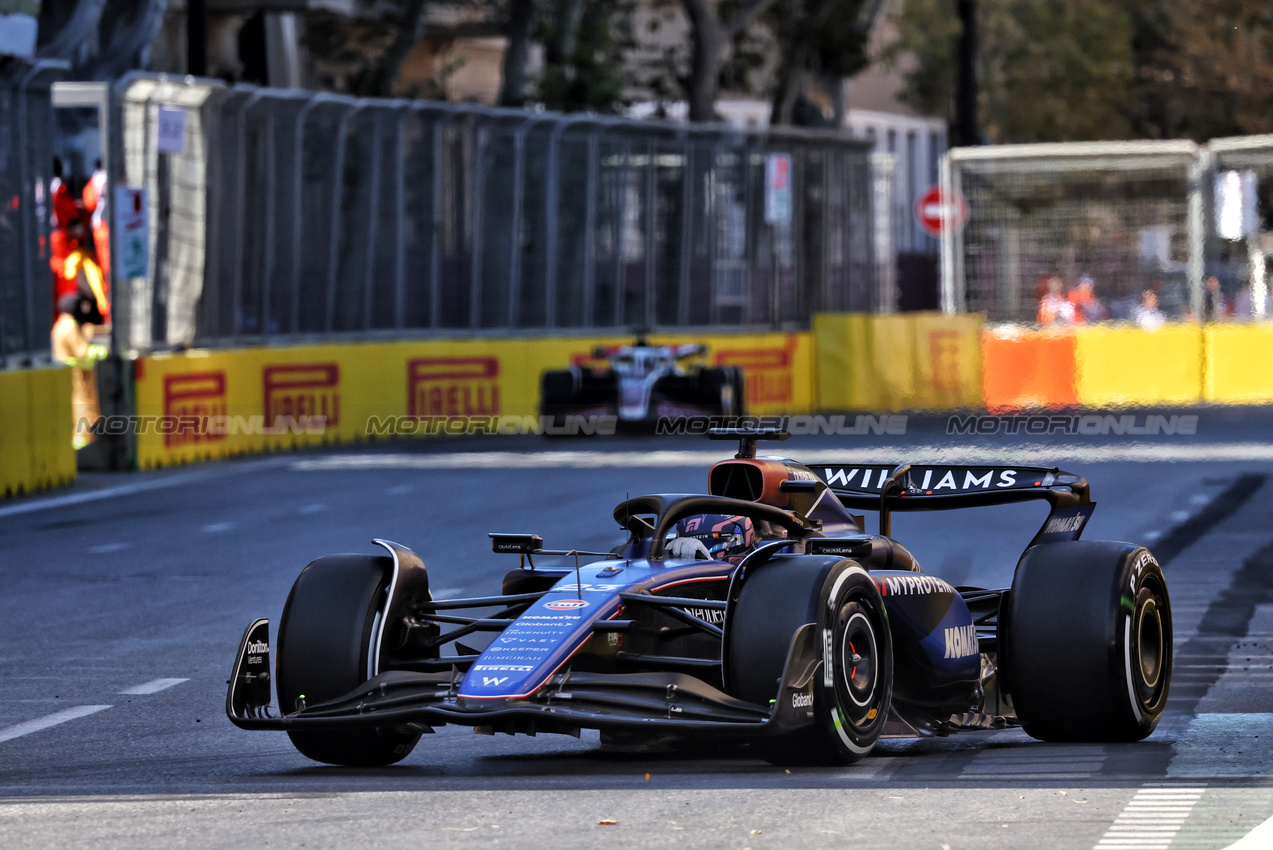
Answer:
726;555;893;765
1002;541;1172;742
276;555;420;766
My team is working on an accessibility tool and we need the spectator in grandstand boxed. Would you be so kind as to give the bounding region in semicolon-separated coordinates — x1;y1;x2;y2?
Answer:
1134;290;1166;330
1037;275;1077;325
81;160;110;286
1068;274;1108;322
1234;282;1255;319
1201;276;1230;322
51;293;108;449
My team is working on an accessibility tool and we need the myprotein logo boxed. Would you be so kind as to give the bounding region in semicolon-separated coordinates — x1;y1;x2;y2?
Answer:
263;363;339;427
715;340;796;405
163;372;227;448
407;357;499;417
877;575;955;597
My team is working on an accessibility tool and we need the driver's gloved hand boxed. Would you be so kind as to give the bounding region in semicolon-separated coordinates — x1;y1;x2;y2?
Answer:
667;537;712;560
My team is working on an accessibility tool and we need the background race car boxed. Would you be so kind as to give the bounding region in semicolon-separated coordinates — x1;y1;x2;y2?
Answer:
539;336;745;430
228;429;1172;767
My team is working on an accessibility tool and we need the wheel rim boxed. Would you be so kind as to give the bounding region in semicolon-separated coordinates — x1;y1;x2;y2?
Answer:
1136;596;1163;689
839;605;879;722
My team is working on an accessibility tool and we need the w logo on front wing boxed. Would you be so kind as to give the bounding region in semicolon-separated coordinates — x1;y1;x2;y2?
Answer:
482;676;509;687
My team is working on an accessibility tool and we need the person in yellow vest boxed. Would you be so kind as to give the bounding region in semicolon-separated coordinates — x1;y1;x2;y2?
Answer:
51;293;108;449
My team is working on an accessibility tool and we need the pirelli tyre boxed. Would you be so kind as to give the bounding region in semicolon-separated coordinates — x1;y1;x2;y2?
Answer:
725;555;893;765
1002;541;1172;742
276;555;421;766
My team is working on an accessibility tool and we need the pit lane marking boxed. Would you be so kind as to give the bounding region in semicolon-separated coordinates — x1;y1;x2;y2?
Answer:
118;678;189;695
291;442;1273;471
0;706;113;744
1094;787;1204;850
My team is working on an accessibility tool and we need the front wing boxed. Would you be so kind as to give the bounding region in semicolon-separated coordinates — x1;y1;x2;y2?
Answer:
226;619;820;738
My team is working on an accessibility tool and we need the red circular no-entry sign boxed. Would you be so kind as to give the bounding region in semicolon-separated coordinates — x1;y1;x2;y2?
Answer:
916;186;969;237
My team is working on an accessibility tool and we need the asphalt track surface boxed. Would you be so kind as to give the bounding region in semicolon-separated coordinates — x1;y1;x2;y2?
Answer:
3;411;1273;849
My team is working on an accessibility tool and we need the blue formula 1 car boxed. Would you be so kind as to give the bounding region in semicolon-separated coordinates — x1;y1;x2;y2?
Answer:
227;430;1172;766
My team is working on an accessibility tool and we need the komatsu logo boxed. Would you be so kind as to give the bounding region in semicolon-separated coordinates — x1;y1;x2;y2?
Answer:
878;575;954;596
1044;515;1085;534
944;624;978;659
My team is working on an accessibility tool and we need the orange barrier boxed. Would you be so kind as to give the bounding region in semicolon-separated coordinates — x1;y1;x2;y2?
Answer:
981;328;1078;411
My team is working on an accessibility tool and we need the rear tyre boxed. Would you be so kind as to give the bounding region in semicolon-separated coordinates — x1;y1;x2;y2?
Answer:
276;555;421;766
1002;541;1172;742
726;555;893;765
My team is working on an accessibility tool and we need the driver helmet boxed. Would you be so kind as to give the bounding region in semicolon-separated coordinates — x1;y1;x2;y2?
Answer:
674;514;755;563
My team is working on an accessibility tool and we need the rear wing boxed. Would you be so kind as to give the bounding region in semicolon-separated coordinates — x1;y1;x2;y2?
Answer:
809;463;1092;546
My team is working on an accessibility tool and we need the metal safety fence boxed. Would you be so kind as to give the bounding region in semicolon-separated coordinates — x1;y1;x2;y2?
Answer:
941;138;1273;325
0;59;68;367
102;75;878;354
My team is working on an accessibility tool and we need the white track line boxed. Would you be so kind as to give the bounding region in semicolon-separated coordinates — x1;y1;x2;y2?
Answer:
0;706;112;744
118;678;189;695
291;442;1273;472
1094;787;1205;850
0;475;205;519
1223;811;1273;849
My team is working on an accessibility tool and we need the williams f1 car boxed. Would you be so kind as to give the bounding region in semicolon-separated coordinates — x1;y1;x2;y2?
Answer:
227;429;1171;766
539;337;745;429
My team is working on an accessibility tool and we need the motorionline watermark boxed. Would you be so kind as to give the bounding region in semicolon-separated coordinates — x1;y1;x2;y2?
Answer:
365;415;619;437
656;414;908;436
947;413;1199;436
78;414;329;437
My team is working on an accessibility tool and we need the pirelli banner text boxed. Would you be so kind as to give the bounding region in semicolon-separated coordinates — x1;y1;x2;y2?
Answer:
132;333;814;469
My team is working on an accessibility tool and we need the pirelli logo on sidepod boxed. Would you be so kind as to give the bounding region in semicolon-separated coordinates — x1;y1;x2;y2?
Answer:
263;363;340;427
163;372;228;448
407;357;500;417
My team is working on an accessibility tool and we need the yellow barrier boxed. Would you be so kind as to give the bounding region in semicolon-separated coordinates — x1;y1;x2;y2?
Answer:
814;312;983;411
133;333;815;469
1074;324;1204;407
0;366;76;498
1205;324;1273;404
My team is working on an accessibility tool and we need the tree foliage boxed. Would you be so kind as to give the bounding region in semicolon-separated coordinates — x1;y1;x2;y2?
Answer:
532;0;636;112
886;0;1273;144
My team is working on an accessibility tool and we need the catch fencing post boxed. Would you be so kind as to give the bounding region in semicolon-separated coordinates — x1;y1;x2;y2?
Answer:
290;92;337;334
543;114;587;329
326;99;366;333
361;107;384;331
1187;148;1208;323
